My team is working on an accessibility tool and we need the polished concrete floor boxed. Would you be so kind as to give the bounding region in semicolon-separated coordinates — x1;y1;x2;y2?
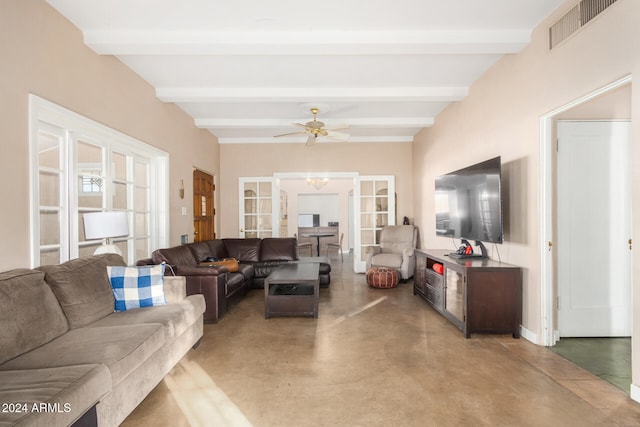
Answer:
550;337;632;393
122;255;640;426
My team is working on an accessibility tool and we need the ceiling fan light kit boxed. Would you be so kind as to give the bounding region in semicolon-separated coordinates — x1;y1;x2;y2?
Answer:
274;106;350;146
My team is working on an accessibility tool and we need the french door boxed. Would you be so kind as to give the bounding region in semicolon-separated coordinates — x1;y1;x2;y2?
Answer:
237;174;395;273
30;95;168;267
238;177;280;238
354;176;395;273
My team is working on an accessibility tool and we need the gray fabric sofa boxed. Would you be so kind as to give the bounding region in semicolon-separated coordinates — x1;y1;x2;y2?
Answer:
0;254;205;427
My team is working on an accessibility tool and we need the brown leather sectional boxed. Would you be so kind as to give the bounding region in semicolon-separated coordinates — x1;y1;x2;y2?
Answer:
137;238;330;323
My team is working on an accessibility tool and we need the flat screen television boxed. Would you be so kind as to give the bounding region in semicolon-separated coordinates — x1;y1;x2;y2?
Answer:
435;157;503;256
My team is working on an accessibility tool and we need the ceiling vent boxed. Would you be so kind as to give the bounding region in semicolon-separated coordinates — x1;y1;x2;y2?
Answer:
549;0;617;49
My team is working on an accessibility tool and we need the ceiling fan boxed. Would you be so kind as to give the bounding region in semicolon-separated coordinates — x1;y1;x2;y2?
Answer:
274;107;350;146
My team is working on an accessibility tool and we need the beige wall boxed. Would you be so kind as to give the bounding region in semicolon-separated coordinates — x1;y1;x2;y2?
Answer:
219;142;413;238
0;0;220;269
412;0;640;388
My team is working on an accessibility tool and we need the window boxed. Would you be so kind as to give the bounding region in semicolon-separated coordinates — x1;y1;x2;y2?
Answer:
29;95;169;267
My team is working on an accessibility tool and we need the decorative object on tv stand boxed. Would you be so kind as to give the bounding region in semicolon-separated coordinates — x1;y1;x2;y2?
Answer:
83;211;129;256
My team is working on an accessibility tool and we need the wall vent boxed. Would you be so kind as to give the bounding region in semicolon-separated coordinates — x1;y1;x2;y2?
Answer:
549;0;618;49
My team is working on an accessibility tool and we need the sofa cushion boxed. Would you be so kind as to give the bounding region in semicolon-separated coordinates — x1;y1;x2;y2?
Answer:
260;237;299;261
226;272;246;295
223;238;261;262
89;295;205;342
37;254;125;329
379;225;416;254
237;263;255;281
252;260;290;278
107;264;167;311
187;241;213;263
0;324;164;387
0;269;69;365
152;245;197;266
0;364;111;427
371;253;403;269
205;239;228;260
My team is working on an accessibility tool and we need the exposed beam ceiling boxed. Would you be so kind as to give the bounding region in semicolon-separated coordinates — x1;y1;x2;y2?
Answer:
47;0;564;145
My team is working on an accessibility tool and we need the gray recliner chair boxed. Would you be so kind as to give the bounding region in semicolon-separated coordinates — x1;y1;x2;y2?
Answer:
365;225;417;280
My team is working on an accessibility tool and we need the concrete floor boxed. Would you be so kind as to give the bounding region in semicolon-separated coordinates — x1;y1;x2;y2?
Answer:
122;255;640;426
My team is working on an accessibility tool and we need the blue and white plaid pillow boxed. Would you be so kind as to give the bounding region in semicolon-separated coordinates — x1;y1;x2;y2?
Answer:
107;263;167;311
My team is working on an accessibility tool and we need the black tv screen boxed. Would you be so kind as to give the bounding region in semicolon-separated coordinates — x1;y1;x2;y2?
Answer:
435;157;503;243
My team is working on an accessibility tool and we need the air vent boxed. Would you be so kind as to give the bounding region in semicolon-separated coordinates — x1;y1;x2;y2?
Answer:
549;0;618;49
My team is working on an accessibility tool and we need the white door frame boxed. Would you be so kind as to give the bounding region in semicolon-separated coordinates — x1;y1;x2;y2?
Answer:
275;172;358;267
539;75;632;346
271;172;396;273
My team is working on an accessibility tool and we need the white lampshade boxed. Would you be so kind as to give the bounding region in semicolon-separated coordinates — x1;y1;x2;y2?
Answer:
83;211;129;255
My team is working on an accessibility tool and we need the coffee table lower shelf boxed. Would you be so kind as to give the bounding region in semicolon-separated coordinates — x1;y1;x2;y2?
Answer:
264;264;319;319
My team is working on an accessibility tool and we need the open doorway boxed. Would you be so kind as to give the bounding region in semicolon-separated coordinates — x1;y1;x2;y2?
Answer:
540;76;632;393
279;177;353;258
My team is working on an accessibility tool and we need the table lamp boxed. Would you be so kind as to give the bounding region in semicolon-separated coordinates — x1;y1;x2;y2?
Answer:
83;211;129;256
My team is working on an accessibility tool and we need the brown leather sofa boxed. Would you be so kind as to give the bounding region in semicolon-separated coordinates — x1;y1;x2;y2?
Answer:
137;238;331;323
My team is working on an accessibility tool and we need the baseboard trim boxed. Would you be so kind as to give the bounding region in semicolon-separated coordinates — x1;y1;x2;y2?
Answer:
630;384;640;403
520;325;537;344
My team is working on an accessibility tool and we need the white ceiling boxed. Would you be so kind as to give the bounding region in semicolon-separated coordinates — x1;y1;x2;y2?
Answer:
47;0;564;144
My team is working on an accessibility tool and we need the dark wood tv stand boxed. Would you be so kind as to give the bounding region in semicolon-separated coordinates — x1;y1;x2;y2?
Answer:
414;249;522;338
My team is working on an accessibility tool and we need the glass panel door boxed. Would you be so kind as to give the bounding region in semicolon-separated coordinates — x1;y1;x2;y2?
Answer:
36;124;67;266
76;139;106;258
238;178;279;238
354;175;395;273
445;268;464;324
29;95;168;268
134;160;151;261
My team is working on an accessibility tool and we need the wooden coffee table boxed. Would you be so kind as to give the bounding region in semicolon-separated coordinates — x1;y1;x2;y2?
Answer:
264;263;319;319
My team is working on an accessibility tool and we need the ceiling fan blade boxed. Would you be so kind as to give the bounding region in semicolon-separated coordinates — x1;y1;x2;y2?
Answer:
273;131;307;138
326;130;350;141
292;122;308;129
306;134;317;146
326;125;350;132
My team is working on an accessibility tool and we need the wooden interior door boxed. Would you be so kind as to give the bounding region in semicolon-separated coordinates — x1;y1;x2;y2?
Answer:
193;169;215;242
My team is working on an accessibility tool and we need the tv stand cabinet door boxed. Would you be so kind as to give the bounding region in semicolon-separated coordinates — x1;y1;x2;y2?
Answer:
466;268;522;338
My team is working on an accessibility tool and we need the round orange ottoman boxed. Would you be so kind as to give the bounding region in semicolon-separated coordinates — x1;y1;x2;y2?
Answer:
366;267;399;288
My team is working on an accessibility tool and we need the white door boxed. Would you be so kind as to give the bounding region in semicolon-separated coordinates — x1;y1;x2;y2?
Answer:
238;178;280;238
354;176;396;273
557;121;632;337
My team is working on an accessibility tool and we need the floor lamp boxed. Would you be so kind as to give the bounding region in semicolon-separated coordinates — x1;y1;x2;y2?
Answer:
83;211;129;256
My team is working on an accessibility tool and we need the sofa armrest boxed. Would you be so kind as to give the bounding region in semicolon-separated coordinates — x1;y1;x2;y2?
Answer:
402;247;415;258
364;246;382;271
164;276;187;303
401;248;416;280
